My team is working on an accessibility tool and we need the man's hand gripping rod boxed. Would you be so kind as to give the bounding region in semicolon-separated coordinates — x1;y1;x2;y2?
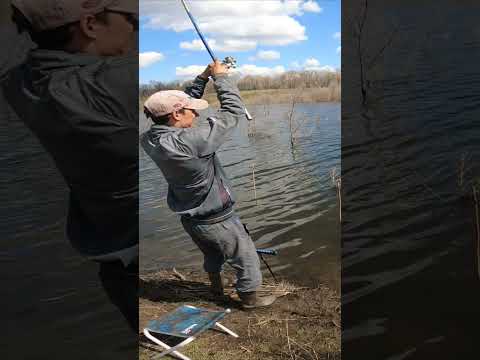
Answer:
180;0;253;121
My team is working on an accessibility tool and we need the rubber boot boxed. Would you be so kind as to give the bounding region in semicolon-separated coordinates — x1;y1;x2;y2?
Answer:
208;272;224;296
238;291;278;310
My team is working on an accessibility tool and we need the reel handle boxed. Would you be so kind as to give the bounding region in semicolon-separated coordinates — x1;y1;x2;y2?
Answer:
222;56;237;69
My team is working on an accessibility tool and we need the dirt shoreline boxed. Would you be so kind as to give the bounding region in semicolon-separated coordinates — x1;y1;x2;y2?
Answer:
139;269;340;360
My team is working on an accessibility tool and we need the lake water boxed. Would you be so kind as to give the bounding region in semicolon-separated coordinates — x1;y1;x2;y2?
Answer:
1;89;136;359
140;102;341;290
341;2;480;358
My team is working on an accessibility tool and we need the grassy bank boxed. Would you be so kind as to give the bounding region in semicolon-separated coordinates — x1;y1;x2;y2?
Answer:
139;269;340;360
205;87;340;106
140;87;340;108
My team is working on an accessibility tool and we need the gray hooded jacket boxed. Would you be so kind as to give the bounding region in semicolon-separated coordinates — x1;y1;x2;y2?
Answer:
141;74;246;219
2;48;138;257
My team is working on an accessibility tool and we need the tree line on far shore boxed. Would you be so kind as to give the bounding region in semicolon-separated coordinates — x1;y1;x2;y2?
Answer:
139;70;341;100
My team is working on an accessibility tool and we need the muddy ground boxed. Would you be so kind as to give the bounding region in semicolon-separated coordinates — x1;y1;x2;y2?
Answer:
139;269;340;360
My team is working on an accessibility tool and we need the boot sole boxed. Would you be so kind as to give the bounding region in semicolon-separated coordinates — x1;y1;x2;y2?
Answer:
241;296;278;309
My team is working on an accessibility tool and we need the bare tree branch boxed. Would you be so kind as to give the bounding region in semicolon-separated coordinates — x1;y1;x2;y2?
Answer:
367;25;399;70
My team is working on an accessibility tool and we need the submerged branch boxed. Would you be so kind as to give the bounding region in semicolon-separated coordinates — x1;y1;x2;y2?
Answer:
473;185;480;280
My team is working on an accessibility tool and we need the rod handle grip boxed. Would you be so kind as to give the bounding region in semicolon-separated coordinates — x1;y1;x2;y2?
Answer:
256;249;278;256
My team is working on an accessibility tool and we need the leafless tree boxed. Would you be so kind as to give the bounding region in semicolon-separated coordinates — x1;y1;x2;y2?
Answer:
348;0;398;106
140;70;341;100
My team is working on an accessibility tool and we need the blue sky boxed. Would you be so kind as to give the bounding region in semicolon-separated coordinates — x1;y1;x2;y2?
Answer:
139;0;340;84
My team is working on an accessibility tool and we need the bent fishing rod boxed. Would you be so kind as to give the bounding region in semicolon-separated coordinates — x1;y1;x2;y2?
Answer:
180;0;253;121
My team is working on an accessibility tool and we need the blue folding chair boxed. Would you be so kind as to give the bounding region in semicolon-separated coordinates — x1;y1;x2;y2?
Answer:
143;305;238;360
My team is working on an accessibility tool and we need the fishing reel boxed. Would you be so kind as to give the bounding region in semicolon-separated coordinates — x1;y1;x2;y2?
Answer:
222;56;237;69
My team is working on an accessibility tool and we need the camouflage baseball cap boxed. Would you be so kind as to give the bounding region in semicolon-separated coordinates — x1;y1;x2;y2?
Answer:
144;90;209;118
11;0;137;31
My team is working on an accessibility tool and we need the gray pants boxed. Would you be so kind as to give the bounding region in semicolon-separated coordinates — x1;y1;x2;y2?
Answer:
181;213;262;293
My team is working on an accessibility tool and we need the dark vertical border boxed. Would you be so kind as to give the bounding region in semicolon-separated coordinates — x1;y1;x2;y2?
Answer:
342;0;480;358
0;2;139;359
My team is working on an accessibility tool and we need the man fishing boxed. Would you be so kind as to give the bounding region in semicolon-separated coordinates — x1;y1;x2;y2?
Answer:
141;60;277;309
2;0;139;332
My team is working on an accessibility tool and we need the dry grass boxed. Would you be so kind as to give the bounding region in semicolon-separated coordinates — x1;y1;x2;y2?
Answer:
203;88;339;107
140;87;339;110
139;269;340;360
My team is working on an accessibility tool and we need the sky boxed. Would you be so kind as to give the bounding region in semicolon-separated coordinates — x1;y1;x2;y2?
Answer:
139;0;340;84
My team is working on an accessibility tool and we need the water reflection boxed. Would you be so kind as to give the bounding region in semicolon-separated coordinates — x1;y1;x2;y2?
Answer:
342;2;480;358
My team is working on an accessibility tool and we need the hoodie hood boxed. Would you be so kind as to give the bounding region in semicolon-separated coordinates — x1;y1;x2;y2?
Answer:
26;49;103;93
147;123;182;146
28;49;101;74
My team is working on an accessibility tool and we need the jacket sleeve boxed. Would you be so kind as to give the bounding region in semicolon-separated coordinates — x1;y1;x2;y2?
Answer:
184;76;209;99
0;25;34;81
180;73;246;157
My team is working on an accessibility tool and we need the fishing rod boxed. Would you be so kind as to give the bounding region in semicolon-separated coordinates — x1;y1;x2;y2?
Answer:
257;251;278;283
256;249;278;256
180;0;253;121
246;224;278;284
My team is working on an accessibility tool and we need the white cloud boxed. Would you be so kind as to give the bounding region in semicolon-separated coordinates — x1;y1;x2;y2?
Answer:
180;39;211;51
233;64;286;77
180;38;257;52
249;50;281;61
304;57;320;67
307;64;336;72
198;16;307;46
175;65;207;79
175;64;286;80
333;32;341;40
336;46;341;54
291;57;336;72
302;1;322;13
175;59;337;80
290;61;301;69
139;52;165;68
141;1;317;52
